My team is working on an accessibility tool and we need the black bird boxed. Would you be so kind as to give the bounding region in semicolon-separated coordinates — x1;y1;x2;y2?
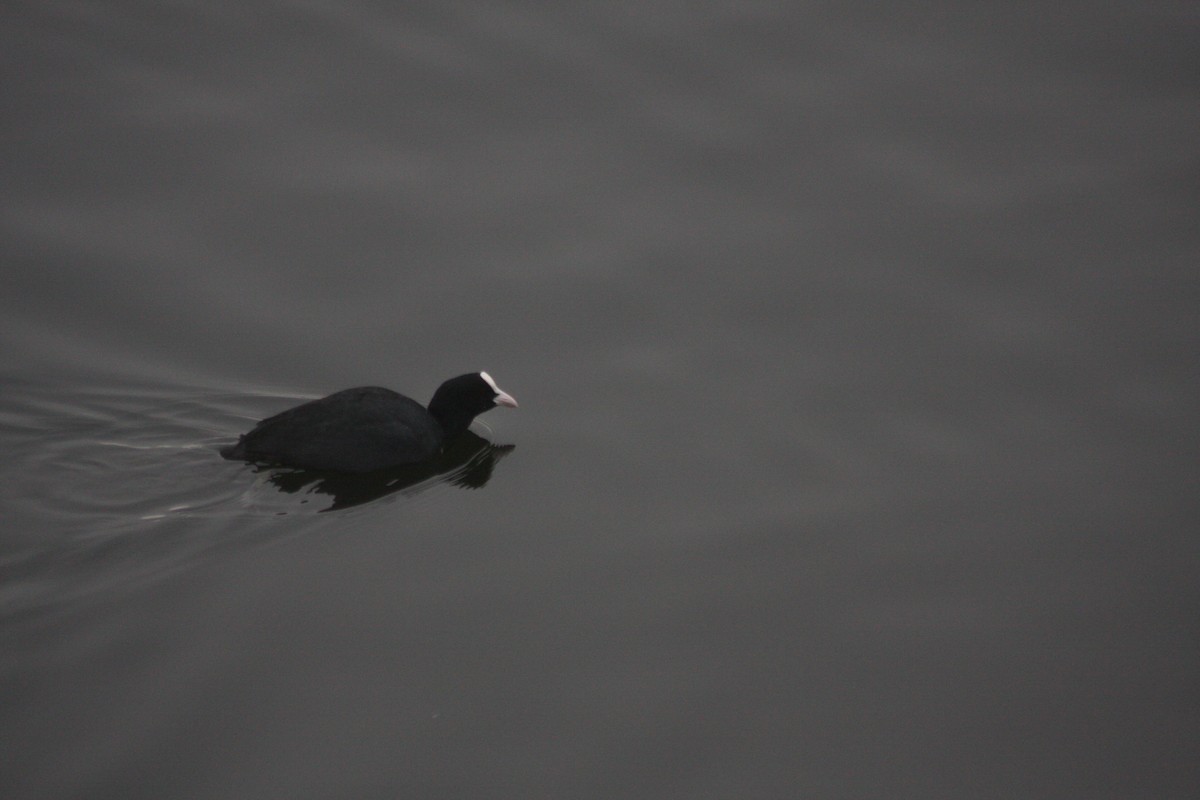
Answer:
221;372;517;473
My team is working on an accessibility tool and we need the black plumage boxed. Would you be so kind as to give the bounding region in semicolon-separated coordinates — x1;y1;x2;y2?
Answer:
221;372;517;473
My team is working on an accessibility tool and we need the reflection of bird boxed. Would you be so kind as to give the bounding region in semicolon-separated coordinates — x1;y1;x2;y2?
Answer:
263;432;516;512
221;372;517;472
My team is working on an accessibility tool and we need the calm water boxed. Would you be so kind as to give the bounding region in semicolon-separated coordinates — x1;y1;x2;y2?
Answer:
3;2;1198;798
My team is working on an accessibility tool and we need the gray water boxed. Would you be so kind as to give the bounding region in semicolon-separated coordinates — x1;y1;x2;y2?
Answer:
2;3;1198;798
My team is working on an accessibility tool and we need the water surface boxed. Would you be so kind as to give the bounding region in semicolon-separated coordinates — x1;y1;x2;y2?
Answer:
2;2;1197;798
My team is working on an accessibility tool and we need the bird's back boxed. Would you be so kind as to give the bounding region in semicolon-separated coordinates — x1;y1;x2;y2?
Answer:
222;386;443;472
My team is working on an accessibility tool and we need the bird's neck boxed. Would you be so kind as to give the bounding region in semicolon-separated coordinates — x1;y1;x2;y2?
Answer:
428;403;474;440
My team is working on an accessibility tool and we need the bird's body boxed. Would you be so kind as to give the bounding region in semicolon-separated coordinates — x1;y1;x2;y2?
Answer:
221;372;516;473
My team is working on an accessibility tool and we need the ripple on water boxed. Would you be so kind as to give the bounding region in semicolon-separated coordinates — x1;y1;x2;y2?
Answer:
0;376;514;617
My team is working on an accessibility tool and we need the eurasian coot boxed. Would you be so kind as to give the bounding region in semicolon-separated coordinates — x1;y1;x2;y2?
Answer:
221;372;517;473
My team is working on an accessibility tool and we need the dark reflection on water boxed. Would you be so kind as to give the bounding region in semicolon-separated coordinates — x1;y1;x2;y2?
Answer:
256;432;516;511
